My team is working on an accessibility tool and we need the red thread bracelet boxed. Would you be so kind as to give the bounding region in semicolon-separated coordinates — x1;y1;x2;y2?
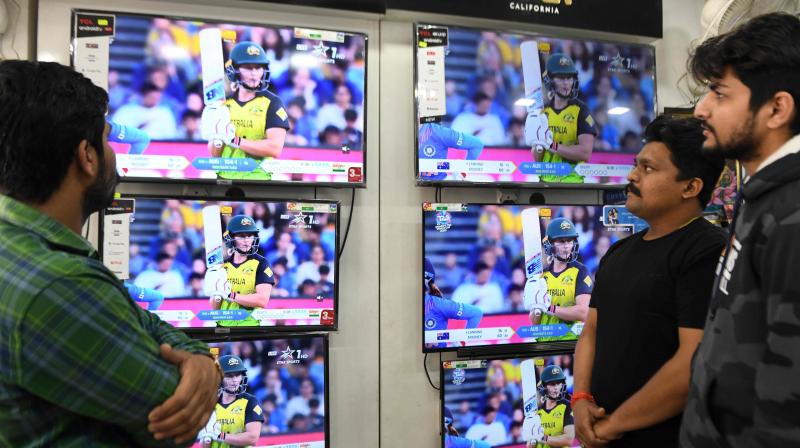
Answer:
571;391;595;407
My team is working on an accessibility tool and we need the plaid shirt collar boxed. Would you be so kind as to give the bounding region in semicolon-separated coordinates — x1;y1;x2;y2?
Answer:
0;194;97;258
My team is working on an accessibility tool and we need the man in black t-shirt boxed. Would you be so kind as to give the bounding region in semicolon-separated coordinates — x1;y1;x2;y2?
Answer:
572;116;726;447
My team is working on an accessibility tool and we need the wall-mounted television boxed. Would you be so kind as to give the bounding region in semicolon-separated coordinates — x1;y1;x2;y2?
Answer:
441;351;578;447
101;196;339;332
194;334;329;447
423;203;642;352
71;10;368;186
415;24;656;187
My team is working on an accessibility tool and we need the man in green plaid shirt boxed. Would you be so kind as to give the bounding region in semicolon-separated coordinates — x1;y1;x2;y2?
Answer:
0;60;221;446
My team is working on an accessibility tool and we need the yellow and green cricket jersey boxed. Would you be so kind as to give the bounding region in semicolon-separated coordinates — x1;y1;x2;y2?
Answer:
542;99;597;183
217;253;275;327
218;91;290;180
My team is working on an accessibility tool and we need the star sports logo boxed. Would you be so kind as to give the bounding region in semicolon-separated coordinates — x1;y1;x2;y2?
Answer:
290;213;307;226
600;52;637;73
280;347;294;361
276;347;308;365
312;42;330;58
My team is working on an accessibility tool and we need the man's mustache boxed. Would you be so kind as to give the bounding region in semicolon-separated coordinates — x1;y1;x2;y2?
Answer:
700;120;716;136
626;183;641;197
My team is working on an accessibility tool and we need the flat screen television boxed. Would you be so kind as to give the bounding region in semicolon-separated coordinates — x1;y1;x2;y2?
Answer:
193;334;329;447
441;351;578;448
71;10;368;186
100;196;339;332
422;203;643;352
415;24;656;187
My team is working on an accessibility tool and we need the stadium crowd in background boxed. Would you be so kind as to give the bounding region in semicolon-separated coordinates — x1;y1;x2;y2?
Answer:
443;31;654;152
110;18;365;149
131;200;336;299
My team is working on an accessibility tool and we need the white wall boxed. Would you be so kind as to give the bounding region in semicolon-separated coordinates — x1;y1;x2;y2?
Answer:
27;0;706;446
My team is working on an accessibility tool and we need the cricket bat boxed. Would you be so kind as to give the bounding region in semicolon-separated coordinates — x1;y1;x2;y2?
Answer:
520;358;545;443
520;41;548;156
521;41;544;115
522;207;543;280
203;205;225;269
522;207;549;313
203;205;229;303
199;28;226;106
521;359;540;417
199;28;228;149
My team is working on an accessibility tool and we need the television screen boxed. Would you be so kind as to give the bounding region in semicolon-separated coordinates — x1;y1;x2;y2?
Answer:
193;335;329;447
423;203;642;352
71;10;368;186
441;352;578;448
415;24;656;186
101;196;338;331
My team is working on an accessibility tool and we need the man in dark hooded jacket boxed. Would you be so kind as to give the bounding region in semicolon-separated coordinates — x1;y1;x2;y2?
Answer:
681;12;800;447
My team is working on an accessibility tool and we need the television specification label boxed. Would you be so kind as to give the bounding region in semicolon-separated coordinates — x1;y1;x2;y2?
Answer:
416;26;448;121
424;327;515;344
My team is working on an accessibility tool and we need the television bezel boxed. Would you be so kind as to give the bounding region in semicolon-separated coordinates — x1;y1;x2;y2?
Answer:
421;202;622;354
438;346;576;448
70;8;370;188
412;22;658;189
197;332;331;448
99;193;341;333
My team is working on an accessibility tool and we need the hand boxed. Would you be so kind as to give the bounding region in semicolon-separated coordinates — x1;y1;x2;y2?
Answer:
524;112;553;153
574;399;609;448
523;278;550;315
196;410;220;444
592;417;623;447
201;104;237;149
148;344;221;443
204;266;232;303
545;302;558;316
522;414;545;443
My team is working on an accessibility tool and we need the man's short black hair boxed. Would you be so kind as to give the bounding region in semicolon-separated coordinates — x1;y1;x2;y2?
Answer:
688;12;800;134
644;115;725;207
0;60;108;203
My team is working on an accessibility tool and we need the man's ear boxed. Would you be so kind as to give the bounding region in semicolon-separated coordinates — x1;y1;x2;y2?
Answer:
75;139;98;178
682;177;704;200
766;91;796;131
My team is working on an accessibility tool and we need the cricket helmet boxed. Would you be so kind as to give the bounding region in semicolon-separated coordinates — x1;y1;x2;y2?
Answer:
538;364;567;400
218;355;248;394
543;53;579;100
224;215;260;254
226;41;270;91
543;217;579;262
